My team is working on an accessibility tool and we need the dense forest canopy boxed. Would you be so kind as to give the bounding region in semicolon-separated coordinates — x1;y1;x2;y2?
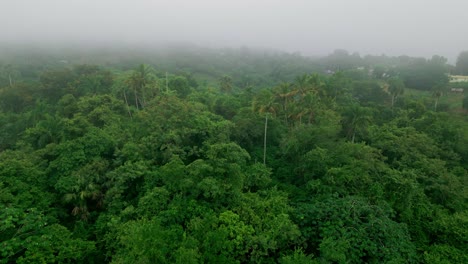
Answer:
0;45;463;89
0;46;467;263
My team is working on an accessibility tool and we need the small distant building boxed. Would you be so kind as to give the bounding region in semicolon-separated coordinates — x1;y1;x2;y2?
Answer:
449;75;468;82
450;88;464;93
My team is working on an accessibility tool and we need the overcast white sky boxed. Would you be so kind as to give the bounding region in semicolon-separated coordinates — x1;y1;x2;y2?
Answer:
1;0;467;61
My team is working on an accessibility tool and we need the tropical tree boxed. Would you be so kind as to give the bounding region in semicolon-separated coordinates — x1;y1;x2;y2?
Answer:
253;89;280;164
0;82;35;113
126;64;155;109
169;76;191;97
294;74;311;95
432;82;446;111
39;68;76;101
308;73;327;98
219;75;233;93
295;196;418;263
387;77;405;108
273;82;297;124
463;95;468;110
0;64;21;87
342;104;372;143
398;57;448;91
0;209;96;263
324;71;351;102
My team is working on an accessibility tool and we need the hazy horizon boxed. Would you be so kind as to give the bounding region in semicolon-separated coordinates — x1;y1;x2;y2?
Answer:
1;0;467;62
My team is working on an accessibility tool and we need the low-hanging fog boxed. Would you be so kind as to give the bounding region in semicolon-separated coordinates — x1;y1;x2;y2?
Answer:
1;0;467;62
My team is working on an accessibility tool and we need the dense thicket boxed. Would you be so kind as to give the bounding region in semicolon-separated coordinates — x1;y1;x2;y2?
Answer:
1;47;467;263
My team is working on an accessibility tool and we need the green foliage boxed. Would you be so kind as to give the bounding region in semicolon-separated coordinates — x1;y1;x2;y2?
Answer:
341;104;373;143
70;64;114;96
219;75;233;93
388;76;405;107
398;57;449;91
169;75;191;97
424;244;468;264
112;218;184;263
463;94;468;110
351;79;388;105
0;151;51;209
190;211;254;263
1;208;95;263
280;249;318;264
0;83;35;113
296;196;418;263
455;50;468;75
1;49;467;263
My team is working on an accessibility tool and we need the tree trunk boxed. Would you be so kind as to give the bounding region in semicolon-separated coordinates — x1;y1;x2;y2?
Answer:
166;72;169;92
123;90;132;119
134;88;139;110
140;84;146;108
263;114;268;165
434;97;439;112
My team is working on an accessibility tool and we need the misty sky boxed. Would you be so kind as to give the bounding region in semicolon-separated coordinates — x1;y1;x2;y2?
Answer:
1;0;467;61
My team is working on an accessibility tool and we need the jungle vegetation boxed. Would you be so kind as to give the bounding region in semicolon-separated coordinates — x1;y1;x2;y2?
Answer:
1;46;467;263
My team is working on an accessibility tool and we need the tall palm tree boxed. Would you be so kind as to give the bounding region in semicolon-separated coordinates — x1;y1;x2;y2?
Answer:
308;73;326;98
112;73;133;118
273;82;296;125
127;64;154;109
301;92;321;125
253;90;280;164
1;64;20;87
294;74;311;96
388;77;405;108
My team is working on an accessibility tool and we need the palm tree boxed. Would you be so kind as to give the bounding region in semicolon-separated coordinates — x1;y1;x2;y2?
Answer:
253;90;280;164
127;64;154;109
301;92;321;125
64;178;103;221
122;87;132;118
388;77;405;108
113;73;133;118
273;82;296;125
342;104;372;143
63;161;107;221
294;74;311;95
1;64;20;87
308;73;326;98
432;83;446;111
